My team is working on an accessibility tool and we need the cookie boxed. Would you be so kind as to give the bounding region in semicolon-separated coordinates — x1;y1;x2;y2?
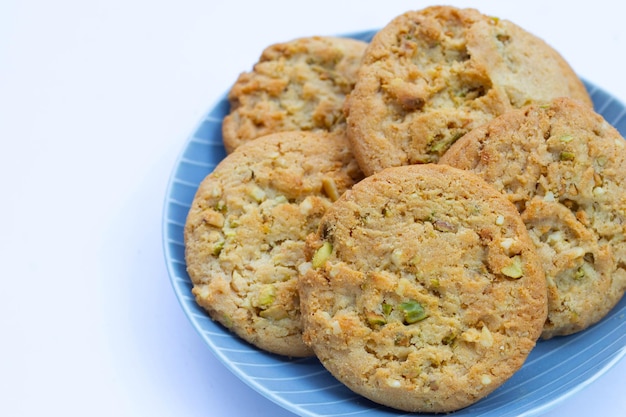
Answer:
439;97;626;338
185;131;363;357
345;6;592;175
222;36;368;153
299;164;547;412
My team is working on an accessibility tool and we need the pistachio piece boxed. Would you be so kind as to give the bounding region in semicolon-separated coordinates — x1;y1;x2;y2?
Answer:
312;241;332;268
382;302;393;316
433;219;458;233
398;299;427;324
248;185;266;202
442;332;456;346
257;285;276;307
479;326;494;347
212;240;225;256
574;262;594;280
259;305;289;320
574;267;585;280
366;311;387;327
322;177;340;202
203;210;225;228
543;191;556;202
214;200;226;212
501;255;523;279
560;151;575;161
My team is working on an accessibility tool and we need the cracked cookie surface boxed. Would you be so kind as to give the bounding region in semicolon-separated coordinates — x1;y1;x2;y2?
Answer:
222;36;367;153
185;131;363;357
440;97;626;338
298;164;547;412
345;5;592;175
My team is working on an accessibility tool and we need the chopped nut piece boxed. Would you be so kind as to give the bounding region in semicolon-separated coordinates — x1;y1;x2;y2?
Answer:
501;255;523;278
574;267;585;280
386;379;402;388
322;177;340;201
442;332;456;345
210;186;221;198
203;210;225;228
257;285;276;307
593;186;606;197
499;238;516;255
480;326;494;347
212;240;224;256
297;262;312;276
543;191;556;202
248;185;266;202
259;305;289;320
382;303;393;316
312;242;332;268
398;299;427;324
568;247;585;259
433;219;458;233
214;200;226;212
274;195;288;204
391;249;403;266
299;197;314;215
366;311;387;327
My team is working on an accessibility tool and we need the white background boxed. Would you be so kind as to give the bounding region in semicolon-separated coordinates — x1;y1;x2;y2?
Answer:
2;1;625;416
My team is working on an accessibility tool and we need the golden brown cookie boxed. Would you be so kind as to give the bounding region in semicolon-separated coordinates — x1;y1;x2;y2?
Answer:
222;36;368;153
185;131;363;357
299;164;547;412
439;97;626;339
346;6;592;175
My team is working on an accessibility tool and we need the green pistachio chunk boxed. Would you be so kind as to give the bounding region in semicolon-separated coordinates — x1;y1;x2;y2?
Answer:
212;240;224;256
398;299;427;324
257;285;276;307
366;311;387;327
442;332;457;346
382;302;393;316
574;267;585;280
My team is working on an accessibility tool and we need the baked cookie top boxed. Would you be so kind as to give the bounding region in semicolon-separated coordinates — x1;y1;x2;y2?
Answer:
299;164;547;412
439;97;626;339
185;131;363;357
345;6;592;175
222;36;368;153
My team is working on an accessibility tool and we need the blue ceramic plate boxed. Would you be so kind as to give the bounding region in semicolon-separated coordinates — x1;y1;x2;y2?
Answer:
163;30;626;417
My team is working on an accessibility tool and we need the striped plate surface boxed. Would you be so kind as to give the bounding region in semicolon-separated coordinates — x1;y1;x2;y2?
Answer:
162;30;626;417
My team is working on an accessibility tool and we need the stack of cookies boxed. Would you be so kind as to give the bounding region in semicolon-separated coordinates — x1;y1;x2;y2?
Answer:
184;5;626;413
